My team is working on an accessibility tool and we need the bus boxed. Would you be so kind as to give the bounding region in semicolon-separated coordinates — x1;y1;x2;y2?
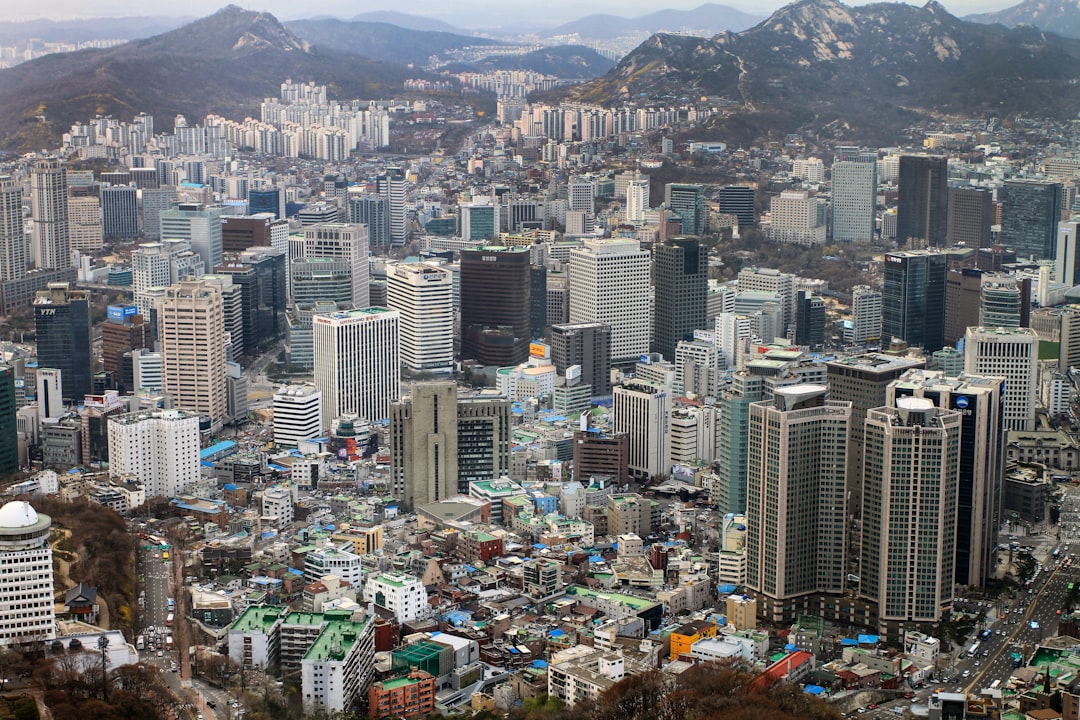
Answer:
990;679;1001;690
968;642;980;657
166;613;174;628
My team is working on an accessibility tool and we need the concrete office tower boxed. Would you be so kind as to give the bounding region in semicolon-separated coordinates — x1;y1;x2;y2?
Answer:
889;370;1005;588
377;167;408;245
1061;306;1080;373
719;185;755;228
160;202;223;271
460;197;499;241
665;183;705;235
946;187;994;248
348;194;390;248
745;384;851;624
272;384;322;447
550;323;612;396
612;380;671;481
221;214;288;255
107;408;200;497
737;267;796;334
132;240;206;316
964;326;1039;431
625;176;649;224
160;280;228;423
1058;218;1080;287
299;223;370;309
36;368;63;422
896;155;948;247
1001;179;1062;260
569;239;651;364
882;250;947;352
850;286;882;344
140;187;175;241
34;284;91;402
30;158;70;270
101;185;139;238
980;274;1027;329
568;178;595;214
653;237;707;362
0;501;55;645
795;292;825;349
386;262;453;374
313;307;399;431
861;397;960;633
0;176;25;281
715;312;751;367
460;245;532;366
102;306;152;393
390;383;511;506
768;190;826;245
830;153;877;244
67;195;103;252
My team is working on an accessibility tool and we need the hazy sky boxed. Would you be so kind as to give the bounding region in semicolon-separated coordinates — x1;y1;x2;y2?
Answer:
0;0;1024;26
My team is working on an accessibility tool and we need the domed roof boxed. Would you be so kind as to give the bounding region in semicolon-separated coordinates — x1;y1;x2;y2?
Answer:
0;501;39;528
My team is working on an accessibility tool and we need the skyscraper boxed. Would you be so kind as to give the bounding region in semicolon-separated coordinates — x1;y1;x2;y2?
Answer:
550;323;612;396
861;398;960;632
980;274;1028;329
664;183;705;235
377;167;408;245
625;175;649;224
946;187;994;248
67;195;103;253
830;150;877;244
102;305;153;393
248;187;284;219
460;197;499;241
299;223;370;309
386;262;454;374
0;501;55;645
348;194;390;249
30;158;70;270
159;279;228;423
881;250;947;352
849;285;882;344
768;190;826;245
964;326;1038;431
140;187;175;241
896;155;948;247
568;239;651;364
653;237;707;361
1001;179;1063;260
0;175;25;282
101;185;139;238
132;240;205;317
746;384;851;624
313;307;400;431
160;202;223;271
215;247;287;358
795;291;825;349
612;380;671;481
719;185;755;228
0;365;17;476
34;283;91;402
460;246;532;366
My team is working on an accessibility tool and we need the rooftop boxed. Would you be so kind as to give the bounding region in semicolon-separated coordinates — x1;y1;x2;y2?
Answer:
230;605;285;634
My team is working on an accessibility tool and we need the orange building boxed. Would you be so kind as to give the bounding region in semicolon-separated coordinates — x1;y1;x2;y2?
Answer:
669;619;717;661
368;670;436;718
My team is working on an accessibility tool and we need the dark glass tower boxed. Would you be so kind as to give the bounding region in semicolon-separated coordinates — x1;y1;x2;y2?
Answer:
897;155;948;247
1001;179;1062;260
460;246;531;366
0;365;17;475
653;237;707;361
34;283;92;402
882;250;947;352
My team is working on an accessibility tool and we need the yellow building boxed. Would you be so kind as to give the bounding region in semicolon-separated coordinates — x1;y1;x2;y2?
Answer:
669;619;717;661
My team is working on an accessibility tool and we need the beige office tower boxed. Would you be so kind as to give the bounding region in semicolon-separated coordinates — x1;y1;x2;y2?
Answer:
386;262;453;374
159;279;227;424
746;384;851;625
0;175;25;281
67;195;103;253
861;398;961;636
30;158;70;270
963;326;1038;431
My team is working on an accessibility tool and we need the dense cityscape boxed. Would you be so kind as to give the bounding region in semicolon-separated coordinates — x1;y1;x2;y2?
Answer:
4;1;1080;720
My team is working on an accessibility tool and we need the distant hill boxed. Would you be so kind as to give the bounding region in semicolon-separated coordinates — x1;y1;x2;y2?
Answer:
348;10;467;34
0;6;420;153
0;16;189;44
444;45;616;78
563;0;1080;146
286;18;498;67
967;0;1080;38
542;3;764;41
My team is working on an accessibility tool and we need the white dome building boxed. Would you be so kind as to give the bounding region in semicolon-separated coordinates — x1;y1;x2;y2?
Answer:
0;501;55;645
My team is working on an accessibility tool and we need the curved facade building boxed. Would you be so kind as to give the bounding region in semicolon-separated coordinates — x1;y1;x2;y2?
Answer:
0;501;55;645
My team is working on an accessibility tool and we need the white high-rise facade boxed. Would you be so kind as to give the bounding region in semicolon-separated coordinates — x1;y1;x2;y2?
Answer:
0;175;25;281
299;223;370;309
107;408;201;497
850;285;882;343
737;267;796;334
625;177;649;224
831;159;877;244
0;502;55;646
133;240;207;314
767;190;826;246
160;203;223;271
272;384;322;447
964;326;1038;431
715;312;752;367
31;158;70;270
159;279;228;424
36;368;63;422
612;380;671;481
313;307;399;431
386;262;453;373
568;238;651;363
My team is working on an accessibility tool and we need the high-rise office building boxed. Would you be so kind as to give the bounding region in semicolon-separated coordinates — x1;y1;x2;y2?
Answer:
377;167;408;245
221;214;288;255
299;223;370;309
568;239;651;364
215;247;287;357
719;185;755;228
102;305;152;393
946;187;994;248
460;246;532;366
30;158;70;270
34;283;91;402
348;194;390;249
160;202;223;271
386;262;453;374
67;195;103;252
612;380;671;481
159;279;228;423
861;397;960;630
1058;218;1080;287
0;175;25;282
896;155;948;247
889;370;1005;588
849;285;882;344
964;326;1038;431
664;183;705;235
980;274;1029;329
460;197;499;241
746;384;851;624
768;190;826;245
795;291;825;349
653;237;707;361
101;185;139;238
550;323;612;396
882;250;947;352
313;307;399;431
107;408;200;497
0;366;16;475
272;384;322;447
36;368;63;422
132;239;205;317
567;178;595;214
625;175;649;224
1001;179;1062;260
140;187;175;241
737;267;796;334
248;188;284;219
0;501;55;646
830;152;877;244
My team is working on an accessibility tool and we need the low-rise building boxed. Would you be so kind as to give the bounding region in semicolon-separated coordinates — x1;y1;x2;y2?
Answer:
368;670;436;718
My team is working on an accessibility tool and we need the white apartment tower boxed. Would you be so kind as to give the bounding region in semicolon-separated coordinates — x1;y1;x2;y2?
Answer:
612;380;671;481
625;176;649;224
0;502;55;646
299;223;370;309
272;384;322;447
0;175;25;281
107;408;201;497
30;158;70;270
964;326;1038;431
159;279;228;424
568;238;651;363
386;262;453;374
313;307;399;431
